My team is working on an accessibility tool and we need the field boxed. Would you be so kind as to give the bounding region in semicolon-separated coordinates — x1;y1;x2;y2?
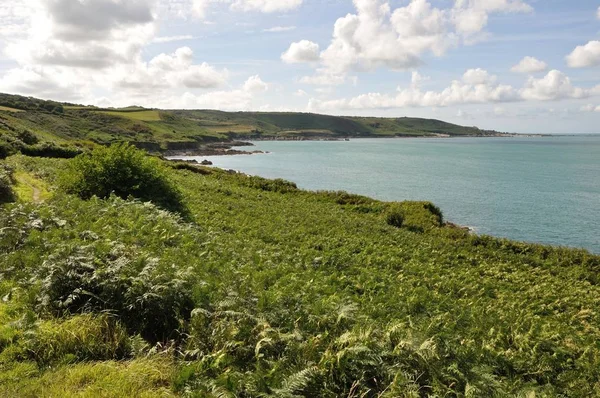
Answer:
0;106;23;112
97;110;163;122
0;150;599;397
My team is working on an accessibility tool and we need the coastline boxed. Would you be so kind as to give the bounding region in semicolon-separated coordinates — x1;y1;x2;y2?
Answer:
162;133;546;157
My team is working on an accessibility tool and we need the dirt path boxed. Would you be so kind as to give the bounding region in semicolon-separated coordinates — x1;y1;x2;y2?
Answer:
31;184;41;203
14;171;47;203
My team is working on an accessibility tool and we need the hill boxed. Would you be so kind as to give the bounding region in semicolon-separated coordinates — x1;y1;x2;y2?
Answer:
0;92;509;158
0;147;599;396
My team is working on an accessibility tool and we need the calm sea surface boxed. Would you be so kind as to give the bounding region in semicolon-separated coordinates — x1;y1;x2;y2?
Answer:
174;136;600;253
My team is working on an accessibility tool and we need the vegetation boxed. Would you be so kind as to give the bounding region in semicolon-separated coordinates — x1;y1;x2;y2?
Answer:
0;163;15;204
59;143;187;216
0;146;599;396
0;93;508;161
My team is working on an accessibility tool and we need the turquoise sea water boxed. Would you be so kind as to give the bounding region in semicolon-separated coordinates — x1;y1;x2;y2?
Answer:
174;136;600;253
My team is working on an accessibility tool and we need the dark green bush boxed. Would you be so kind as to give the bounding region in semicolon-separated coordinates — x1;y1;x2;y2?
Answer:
0;164;16;204
21;143;81;159
385;207;405;228
59;143;187;215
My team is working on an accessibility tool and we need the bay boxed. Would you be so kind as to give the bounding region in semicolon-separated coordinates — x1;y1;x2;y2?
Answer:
173;136;600;253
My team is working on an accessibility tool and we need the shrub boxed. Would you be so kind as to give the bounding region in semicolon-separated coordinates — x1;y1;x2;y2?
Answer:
238;175;298;193
385;207;405;228
0;164;16;204
21;143;81;159
60;143;187;215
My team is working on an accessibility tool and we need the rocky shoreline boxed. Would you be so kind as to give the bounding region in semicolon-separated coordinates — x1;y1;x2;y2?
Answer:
162;133;545;157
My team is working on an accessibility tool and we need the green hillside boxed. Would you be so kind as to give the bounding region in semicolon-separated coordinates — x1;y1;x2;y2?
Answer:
0;93;506;158
0;146;599;396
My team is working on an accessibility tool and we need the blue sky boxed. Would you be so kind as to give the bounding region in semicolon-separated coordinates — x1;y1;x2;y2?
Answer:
1;0;599;133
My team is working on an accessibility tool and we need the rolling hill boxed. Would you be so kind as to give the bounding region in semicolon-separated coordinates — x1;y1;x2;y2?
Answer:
0;92;510;158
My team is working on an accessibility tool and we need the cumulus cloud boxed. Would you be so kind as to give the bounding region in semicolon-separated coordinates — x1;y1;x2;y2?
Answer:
566;41;600;68
115;47;228;92
307;68;597;112
290;0;533;75
462;68;497;84
5;0;157;69
521;70;589;101
511;56;547;73
243;75;269;92
281;40;320;63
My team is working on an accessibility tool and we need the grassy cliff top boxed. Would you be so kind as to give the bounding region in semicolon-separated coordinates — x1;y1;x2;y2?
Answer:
0;150;598;396
0;92;508;158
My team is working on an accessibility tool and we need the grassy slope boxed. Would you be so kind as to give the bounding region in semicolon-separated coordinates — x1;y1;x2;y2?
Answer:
1;154;599;397
1;93;499;157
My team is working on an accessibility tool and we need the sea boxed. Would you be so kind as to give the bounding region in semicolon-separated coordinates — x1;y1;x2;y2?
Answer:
172;135;600;254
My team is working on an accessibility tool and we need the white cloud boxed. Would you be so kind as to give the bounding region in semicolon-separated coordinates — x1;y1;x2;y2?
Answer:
452;0;533;36
263;26;296;33
293;0;533;75
299;73;346;86
116;47;228;92
0;66;90;101
411;71;430;89
307;68;598;112
309;68;519;111
230;0;302;13
597;6;600;20
462;68;497;84
191;0;211;19
294;89;308;97
566;41;600;68
189;0;302;19
5;0;157;70
511;56;547;73
152;35;195;43
243;75;269;92
281;40;320;63
521;70;589;101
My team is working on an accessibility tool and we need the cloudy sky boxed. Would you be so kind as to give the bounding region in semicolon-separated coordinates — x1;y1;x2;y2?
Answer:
1;0;599;134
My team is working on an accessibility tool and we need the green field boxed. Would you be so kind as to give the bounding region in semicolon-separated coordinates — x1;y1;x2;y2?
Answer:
0;148;598;396
0;106;23;112
97;110;163;122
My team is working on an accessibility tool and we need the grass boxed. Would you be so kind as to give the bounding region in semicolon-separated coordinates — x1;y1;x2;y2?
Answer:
0;106;23;113
13;171;52;202
1;151;599;396
97;110;162;122
1;358;176;398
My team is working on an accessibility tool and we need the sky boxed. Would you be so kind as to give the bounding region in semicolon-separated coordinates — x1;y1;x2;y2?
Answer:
0;0;600;134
